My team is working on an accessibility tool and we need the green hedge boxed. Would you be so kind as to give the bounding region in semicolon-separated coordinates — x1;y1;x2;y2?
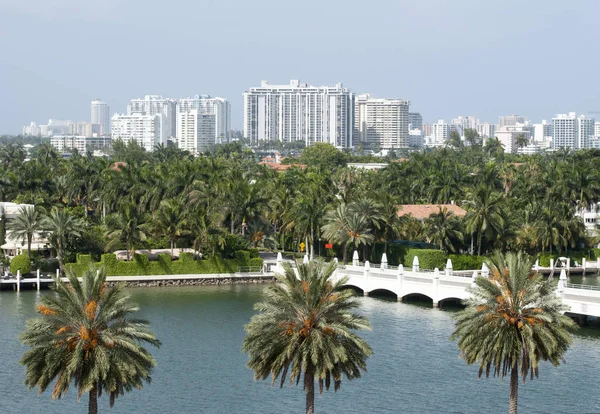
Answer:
405;249;446;270
65;251;263;277
235;250;251;265
10;254;31;275
447;254;485;271
536;250;597;267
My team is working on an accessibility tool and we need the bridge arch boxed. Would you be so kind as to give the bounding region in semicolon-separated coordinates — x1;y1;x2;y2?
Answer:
438;297;465;309
341;284;364;295
367;288;398;300
400;292;434;305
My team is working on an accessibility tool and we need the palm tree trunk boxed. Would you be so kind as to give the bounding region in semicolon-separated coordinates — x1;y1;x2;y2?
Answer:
58;240;64;276
509;365;518;414
27;235;32;259
477;232;482;256
304;371;315;414
88;386;98;414
171;240;174;258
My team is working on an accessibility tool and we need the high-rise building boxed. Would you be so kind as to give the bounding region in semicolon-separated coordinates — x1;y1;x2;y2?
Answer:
408;112;422;130
177;95;230;144
451;116;479;134
176;110;216;153
354;94;409;149
552;112;578;149
499;115;526;127
595;122;600;137
476;122;496;139
577;115;595;149
50;135;111;153
432;120;450;145
495;125;531;154
533;120;553;142
111;113;165;152
243;80;354;148
128;95;177;140
91;99;110;136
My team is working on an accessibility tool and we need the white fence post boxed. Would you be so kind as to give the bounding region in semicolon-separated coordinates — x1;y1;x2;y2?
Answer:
36;268;40;291
397;264;404;302
16;270;21;292
363;261;370;296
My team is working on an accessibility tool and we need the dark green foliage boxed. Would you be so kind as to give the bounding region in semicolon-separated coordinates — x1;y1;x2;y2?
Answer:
405;249;446;269
448;254;485;271
235;250;251;265
10;254;31;275
369;243;409;266
222;234;251;258
248;248;260;258
65;252;262;276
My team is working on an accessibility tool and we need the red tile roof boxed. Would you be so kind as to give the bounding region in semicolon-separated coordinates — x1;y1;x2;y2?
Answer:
397;204;467;220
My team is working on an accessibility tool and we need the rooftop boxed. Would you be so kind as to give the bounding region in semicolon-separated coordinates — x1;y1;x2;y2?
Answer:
397;204;467;220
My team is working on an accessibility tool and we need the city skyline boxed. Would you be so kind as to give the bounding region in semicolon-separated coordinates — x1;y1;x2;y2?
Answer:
1;0;599;134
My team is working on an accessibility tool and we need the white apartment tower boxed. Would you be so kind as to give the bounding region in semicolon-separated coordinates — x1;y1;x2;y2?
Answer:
243;80;355;148
495;126;531;154
552;112;579;149
499;115;526;127
127;95;177;140
176;110;216;153
111;113;165;152
577;115;595;149
432;120;450;145
91;99;110;136
355;94;410;149
177;95;230;144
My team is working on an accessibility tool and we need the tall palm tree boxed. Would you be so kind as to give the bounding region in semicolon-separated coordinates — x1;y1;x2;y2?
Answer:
243;261;372;414
104;202;150;261
42;208;84;274
451;252;575;414
321;202;351;263
464;185;505;256
150;198;189;257
20;267;160;414
424;207;464;253
6;205;42;259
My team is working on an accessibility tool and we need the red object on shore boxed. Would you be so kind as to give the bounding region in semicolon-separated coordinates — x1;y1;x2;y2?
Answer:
325;243;333;249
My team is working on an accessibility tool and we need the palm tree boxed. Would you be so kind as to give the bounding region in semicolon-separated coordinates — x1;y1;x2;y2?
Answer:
424;207;464;253
42;208;84;274
242;261;372;414
321;202;351;263
20;267;160;414
150;198;189;257
7;206;42;259
104;202;150;261
464;185;505;256
451;252;575;414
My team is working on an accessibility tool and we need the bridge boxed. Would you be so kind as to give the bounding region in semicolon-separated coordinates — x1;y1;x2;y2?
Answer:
276;252;600;323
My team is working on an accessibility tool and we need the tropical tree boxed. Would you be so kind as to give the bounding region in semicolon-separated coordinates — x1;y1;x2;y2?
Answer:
42;208;84;274
20;267;161;414
424;207;464;253
321;202;351;263
464;185;505;255
6;206;42;259
451;252;575;414
242;261;372;414
150;198;189;257
104;202;150;260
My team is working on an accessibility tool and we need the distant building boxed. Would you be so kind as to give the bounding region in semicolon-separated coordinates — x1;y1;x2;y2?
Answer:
176;110;216;153
432;120;450;146
551;112;594;149
68;122;100;137
476;122;496;139
347;162;389;170
355;94;410;149
595;122;600;137
91;99;111;136
243;80;354;148
50;135;111;153
499;115;526;127
533;120;553;142
408;112;422;130
397;204;467;221
0;203;50;258
177;95;231;144
128;95;177;140
495;125;531;154
111;113;165;152
408;129;423;147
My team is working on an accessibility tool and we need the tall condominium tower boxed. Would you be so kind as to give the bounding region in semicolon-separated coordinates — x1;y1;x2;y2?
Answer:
243;80;355;148
499;115;526;127
552;112;586;149
127;95;177;140
577;115;595;149
408;112;422;130
91;99;110;136
176;110;216;153
177;95;230;144
111;113;165;152
432;119;450;145
355;94;410;149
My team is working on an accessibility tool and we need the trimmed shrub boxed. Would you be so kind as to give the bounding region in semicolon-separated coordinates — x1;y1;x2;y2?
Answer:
235;250;251;265
100;254;118;266
76;254;93;266
248;257;264;269
405;249;446;270
39;259;59;273
447;254;485;271
10;254;31;275
179;252;195;263
248;248;260;259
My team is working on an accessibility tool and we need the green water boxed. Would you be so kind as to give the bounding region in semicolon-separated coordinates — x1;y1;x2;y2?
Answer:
1;285;599;413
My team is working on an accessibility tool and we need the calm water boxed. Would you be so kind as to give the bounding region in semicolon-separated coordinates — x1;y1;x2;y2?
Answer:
1;284;600;414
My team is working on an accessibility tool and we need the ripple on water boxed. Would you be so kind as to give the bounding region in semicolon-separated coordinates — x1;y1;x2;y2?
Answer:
1;286;600;413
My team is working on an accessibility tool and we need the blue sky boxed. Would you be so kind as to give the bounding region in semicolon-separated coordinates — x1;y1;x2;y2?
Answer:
0;0;598;133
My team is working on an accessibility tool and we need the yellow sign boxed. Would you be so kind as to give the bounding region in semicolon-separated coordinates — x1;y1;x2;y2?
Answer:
299;242;305;252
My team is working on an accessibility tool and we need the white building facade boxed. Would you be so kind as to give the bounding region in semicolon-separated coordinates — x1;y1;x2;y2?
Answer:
176;110;216;153
499;115;527;127
495;125;532;154
50;135;111;153
177;95;230;144
91;99;111;136
111;114;165;152
243;80;354;148
354;94;410;149
127;95;177;140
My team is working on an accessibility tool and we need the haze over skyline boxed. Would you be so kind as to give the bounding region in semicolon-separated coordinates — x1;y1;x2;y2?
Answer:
1;0;598;134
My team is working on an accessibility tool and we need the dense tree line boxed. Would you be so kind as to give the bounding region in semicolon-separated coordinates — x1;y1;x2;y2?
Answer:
0;139;598;268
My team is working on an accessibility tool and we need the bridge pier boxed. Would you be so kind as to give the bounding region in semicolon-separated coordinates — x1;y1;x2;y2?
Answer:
433;302;439;309
575;314;587;327
363;291;369;297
